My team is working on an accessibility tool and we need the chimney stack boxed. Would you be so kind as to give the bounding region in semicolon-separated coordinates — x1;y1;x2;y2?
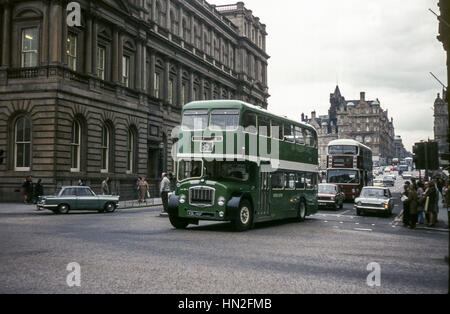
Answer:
360;92;365;101
311;111;316;119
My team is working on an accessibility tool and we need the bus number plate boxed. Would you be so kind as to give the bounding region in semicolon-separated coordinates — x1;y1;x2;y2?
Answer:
201;142;214;153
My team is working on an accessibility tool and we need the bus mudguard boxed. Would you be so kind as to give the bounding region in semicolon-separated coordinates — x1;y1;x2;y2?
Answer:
168;194;180;216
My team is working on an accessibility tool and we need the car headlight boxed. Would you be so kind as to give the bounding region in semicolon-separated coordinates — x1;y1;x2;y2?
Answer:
179;194;186;204
218;197;226;207
357;202;362;206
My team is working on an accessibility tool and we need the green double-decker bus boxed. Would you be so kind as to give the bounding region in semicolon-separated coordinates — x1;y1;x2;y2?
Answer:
168;100;319;231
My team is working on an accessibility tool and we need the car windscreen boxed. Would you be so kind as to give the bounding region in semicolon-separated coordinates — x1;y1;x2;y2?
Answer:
327;170;359;184
209;109;240;131
361;189;387;198
318;185;336;193
182;110;209;131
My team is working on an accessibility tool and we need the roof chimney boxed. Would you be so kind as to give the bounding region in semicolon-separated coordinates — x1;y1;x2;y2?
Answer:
301;113;305;121
360;92;365;101
311;111;316;119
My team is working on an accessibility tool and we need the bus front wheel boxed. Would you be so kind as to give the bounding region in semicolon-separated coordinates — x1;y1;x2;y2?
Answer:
169;215;190;230
298;201;307;222
232;200;253;232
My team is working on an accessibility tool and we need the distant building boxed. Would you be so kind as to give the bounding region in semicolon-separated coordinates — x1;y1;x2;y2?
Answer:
394;136;409;160
304;86;396;170
434;92;449;168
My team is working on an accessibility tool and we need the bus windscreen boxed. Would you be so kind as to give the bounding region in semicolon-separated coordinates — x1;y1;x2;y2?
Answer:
327;169;359;184
182;110;209;131
328;145;358;155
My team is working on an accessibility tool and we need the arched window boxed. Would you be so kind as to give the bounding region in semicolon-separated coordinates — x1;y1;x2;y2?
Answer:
14;117;31;171
127;129;135;174
71;121;81;172
101;124;110;173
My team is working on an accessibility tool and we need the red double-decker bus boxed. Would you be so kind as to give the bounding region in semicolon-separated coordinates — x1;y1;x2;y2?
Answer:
326;139;373;201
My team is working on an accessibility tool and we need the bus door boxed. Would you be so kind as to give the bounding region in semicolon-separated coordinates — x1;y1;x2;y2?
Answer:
258;170;271;217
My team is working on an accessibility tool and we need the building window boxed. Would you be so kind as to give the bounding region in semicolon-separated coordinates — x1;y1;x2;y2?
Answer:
67;34;77;71
168;79;174;104
181;83;186;105
101;125;110;173
96;46;106;80
122;55;130;87
154;72;160;98
71;121;81;172
21;28;39;67
14;117;31;171
127;129;135;173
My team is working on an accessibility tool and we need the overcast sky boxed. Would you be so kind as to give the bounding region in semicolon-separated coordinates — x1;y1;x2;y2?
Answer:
212;0;447;152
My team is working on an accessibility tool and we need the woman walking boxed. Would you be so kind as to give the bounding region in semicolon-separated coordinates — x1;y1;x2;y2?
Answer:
416;181;425;224
138;178;148;203
407;184;418;229
423;181;437;227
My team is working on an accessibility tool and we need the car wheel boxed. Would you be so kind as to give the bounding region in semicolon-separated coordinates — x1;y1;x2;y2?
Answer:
356;209;362;216
339;201;344;209
57;204;70;215
298;200;307;222
232;200;253;231
104;202;116;213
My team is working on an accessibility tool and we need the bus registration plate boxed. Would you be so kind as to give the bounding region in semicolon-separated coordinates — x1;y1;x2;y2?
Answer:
201;142;214;153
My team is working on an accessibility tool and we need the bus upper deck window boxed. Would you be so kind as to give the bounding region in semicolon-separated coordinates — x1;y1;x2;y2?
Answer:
295;126;305;145
271;120;283;140
243;112;257;134
210;109;239;131
182;110;209;131
284;124;295;143
258;116;271;137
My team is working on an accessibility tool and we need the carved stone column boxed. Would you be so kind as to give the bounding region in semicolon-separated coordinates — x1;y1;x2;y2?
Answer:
1;3;11;67
49;0;63;64
112;27;119;82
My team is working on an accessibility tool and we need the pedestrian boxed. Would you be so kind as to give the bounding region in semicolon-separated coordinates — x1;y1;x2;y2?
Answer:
78;179;85;186
160;173;171;213
138;177;148;203
401;181;411;227
417;181;425;224
411;178;417;190
444;180;450;229
433;179;440;222
136;177;142;200
101;177;110;195
423;181;437;227
33;179;44;209
407;184;418;229
22;176;33;204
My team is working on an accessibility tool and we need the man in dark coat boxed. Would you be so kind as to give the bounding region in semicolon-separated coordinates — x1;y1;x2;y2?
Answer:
402;182;411;227
423;181;437;227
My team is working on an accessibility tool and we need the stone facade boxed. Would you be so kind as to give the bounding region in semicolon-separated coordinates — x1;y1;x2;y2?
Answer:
304;86;396;170
434;92;449;168
0;0;269;201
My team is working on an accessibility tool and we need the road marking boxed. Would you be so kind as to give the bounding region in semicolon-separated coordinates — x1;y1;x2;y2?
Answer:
341;210;350;215
354;228;373;232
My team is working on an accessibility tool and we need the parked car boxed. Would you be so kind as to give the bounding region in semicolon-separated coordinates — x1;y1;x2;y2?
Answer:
37;186;120;214
373;178;386;187
354;187;394;216
382;176;395;187
318;183;345;210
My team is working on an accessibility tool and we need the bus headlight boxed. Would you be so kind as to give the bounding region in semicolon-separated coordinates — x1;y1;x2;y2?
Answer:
179;195;186;204
218;197;226;207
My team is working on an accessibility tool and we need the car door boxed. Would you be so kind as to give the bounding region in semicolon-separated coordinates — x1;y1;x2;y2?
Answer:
60;188;78;209
76;187;97;210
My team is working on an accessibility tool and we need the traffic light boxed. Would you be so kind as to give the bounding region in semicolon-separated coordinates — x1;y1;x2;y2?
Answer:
427;141;440;170
413;143;426;169
0;149;4;164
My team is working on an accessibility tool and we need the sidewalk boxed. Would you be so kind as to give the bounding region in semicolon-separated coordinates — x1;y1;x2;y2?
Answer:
0;198;164;214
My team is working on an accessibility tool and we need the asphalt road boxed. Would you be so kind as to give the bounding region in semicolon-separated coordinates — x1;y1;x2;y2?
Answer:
0;175;448;294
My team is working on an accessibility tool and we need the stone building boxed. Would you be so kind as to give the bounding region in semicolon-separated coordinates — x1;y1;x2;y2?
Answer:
394;135;409;160
434;92;449;169
304;86;396;170
0;0;270;201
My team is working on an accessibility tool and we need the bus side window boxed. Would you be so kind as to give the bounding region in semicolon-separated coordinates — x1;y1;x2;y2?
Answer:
295;126;305;145
259;116;271;138
305;129;313;147
271;172;285;189
284;124;295;143
272;120;283;140
296;172;305;189
305;173;313;189
287;173;295;189
243;111;257;134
